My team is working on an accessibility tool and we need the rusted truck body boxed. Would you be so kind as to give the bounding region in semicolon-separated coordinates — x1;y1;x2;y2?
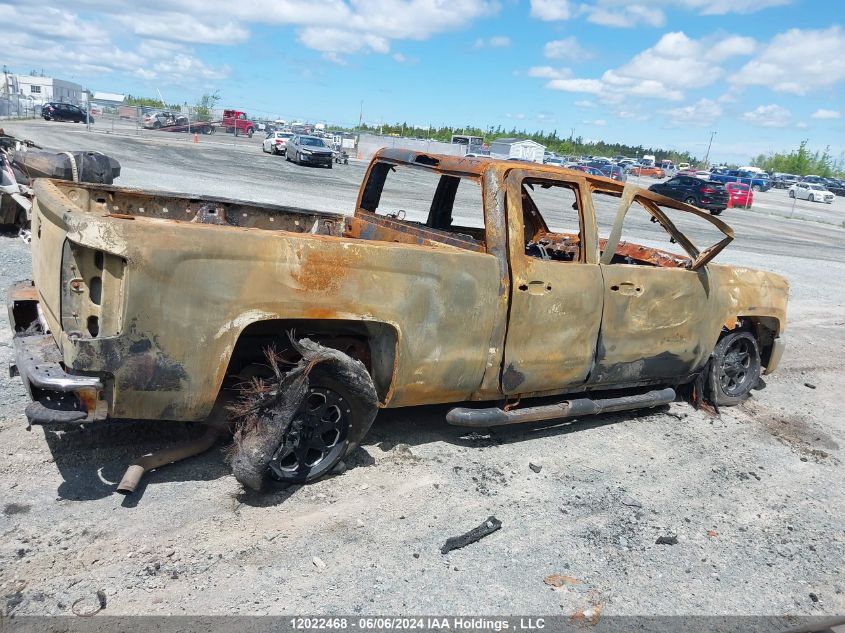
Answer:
8;149;787;482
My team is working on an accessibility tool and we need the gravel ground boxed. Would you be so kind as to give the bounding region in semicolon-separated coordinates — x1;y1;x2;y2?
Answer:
0;119;843;619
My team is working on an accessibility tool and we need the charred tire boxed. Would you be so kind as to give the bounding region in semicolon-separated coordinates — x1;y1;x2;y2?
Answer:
153;121;161;129
707;331;761;406
267;367;367;484
789;190;795;198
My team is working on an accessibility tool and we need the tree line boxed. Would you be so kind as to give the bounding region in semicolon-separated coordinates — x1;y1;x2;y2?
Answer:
356;122;701;165
750;141;845;178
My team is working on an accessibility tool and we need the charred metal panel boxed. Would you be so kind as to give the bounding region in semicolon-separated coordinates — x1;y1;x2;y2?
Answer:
34;179;502;420
500;168;604;396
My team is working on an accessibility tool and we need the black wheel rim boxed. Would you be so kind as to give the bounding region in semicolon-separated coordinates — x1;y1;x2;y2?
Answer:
719;338;755;397
268;386;350;481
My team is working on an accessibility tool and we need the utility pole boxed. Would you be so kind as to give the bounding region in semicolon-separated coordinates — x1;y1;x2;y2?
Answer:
703;130;716;168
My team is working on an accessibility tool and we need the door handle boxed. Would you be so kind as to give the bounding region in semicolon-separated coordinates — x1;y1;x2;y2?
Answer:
610;281;642;296
518;281;553;295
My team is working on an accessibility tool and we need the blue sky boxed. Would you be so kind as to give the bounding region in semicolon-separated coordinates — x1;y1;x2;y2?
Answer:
2;0;843;163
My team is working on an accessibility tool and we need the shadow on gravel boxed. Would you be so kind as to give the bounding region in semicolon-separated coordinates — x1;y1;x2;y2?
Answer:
37;402;668;504
367;403;671;451
234;448;376;508
41;420;230;503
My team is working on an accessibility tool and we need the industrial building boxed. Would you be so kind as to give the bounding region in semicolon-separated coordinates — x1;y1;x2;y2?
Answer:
488;137;546;163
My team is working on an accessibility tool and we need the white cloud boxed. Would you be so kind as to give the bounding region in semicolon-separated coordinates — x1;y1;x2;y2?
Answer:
585;4;665;28
474;35;511;48
1;0;498;75
583;119;607;126
537;31;754;102
544;37;589;60
796;121;808;129
730;27;845;95
127;14;250;44
0;5;110;44
528;66;572;79
506;112;527;120
676;0;792;15
663;99;722;126
546;78;604;94
811;109;841;120
574;100;595;108
530;0;574;20
741;104;791;127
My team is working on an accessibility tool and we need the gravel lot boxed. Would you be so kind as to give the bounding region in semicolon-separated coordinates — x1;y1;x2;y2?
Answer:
1;119;843;619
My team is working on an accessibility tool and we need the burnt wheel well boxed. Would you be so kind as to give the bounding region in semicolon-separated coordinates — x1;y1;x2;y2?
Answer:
224;319;397;403
724;316;779;369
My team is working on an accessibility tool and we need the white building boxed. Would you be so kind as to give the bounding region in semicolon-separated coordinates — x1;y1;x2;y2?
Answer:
488;138;546;163
12;74;85;105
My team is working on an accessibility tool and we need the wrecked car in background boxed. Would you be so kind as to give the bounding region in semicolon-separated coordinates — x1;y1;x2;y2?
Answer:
8;149;788;492
0;128;120;232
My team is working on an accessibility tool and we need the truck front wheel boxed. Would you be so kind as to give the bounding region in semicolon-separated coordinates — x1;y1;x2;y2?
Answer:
706;331;761;406
246;127;254;138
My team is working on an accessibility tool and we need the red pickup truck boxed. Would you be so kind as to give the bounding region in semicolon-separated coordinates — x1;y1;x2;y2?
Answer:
222;109;256;138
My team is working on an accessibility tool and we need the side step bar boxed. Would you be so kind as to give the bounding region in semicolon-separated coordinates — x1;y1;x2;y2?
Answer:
446;387;676;427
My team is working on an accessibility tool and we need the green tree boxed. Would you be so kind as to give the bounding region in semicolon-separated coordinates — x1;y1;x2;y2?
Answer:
194;90;221;122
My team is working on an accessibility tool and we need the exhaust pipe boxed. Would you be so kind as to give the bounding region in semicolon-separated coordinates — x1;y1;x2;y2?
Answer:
116;425;222;495
446;387;676;427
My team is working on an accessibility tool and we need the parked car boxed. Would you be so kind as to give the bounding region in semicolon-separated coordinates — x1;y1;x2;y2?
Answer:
788;182;835;203
649;175;729;214
41;102;91;124
569;165;604;176
262;131;295;155
286;135;334;167
772;173;800;189
630;165;666;178
677;163;691;171
694;171;712;180
708;170;772;192
824;178;845;197
803;175;845;196
726;182;753;208
600;164;627;182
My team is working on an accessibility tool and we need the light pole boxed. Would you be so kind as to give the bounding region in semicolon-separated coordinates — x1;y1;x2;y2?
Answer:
703;130;716;168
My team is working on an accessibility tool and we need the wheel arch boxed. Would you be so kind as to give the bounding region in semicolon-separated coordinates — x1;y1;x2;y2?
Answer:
721;315;781;370
222;318;399;405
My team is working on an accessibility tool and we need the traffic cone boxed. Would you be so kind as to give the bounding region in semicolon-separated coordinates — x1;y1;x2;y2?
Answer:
193;132;199;144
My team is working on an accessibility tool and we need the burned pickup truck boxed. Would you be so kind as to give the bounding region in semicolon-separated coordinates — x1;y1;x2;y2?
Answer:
8;149;788;491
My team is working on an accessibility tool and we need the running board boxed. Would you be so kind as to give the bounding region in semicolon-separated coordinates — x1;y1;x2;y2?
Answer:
446;387;676;427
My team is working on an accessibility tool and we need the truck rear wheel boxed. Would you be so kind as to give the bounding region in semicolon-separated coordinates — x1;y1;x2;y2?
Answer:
228;342;378;489
706;331;761;406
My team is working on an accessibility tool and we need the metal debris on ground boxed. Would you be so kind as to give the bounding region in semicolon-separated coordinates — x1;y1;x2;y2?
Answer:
655;534;679;545
620;494;642;508
440;516;502;554
544;574;579;588
529;462;542;473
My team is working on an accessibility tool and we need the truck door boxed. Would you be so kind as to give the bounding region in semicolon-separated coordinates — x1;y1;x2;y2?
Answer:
500;169;604;395
589;186;717;385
